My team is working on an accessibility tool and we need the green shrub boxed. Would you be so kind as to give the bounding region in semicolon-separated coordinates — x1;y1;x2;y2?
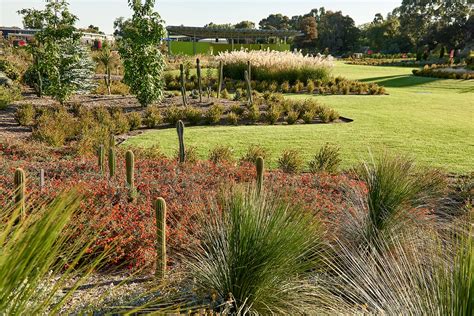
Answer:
280;81;290;93
32;108;76;147
265;104;282;124
220;88;230;99
319;108;339;123
277;149;304;173
175;145;198;163
306;79;315;93
0;59;20;81
127;112;142;130
245;104;260;123
208;145;234;164
184;107;202;125
268;81;279;92
204;104;224;124
302;110;316;123
0;85;21;110
227;112;239;125
286;110;299;124
308;143;341;173
143;106;163;128
15;103;36;126
230;104;245;115
111;109;130;134
240;144;270;164
163;106;185;125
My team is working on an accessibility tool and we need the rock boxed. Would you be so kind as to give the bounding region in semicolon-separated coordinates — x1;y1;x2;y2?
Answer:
0;71;13;88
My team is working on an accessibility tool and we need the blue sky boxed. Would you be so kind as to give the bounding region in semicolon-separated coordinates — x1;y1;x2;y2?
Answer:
1;0;400;34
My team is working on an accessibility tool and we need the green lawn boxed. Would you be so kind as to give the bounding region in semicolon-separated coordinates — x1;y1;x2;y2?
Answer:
124;62;474;174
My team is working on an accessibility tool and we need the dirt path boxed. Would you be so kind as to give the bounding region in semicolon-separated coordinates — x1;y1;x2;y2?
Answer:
0;104;30;140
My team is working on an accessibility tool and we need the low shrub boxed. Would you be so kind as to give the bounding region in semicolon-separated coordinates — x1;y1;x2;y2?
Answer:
280;81;290;93
220;88;230;99
15;103;36;126
230;104;245;115
308;143;341;173
227;112;239;125
111;109;130;134
143;106;163;128
163;106;185;125
265;104;282;124
204;104;224;124
319;108;339;123
240;144;270;164
306;79;315;93
278;149;304;173
208;145;234;164
245;104;260;123
302;110;315;123
0;85;21;110
286;110;299;125
127;112;142;130
184;107;202;125
32;108;76;147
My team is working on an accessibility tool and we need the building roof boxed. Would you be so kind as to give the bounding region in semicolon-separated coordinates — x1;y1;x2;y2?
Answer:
166;26;302;39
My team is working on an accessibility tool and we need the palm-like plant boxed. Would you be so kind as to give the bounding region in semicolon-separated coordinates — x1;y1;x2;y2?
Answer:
94;44;117;95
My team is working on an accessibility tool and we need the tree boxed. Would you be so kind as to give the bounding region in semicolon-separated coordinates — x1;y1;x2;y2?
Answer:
395;0;471;51
234;21;255;29
294;16;318;50
203;22;234;29
259;14;290;30
18;0;95;103
317;10;360;54
118;0;166;107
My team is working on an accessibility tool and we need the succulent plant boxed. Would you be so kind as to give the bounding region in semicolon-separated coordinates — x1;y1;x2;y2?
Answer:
14;168;25;215
177;120;185;163
180;64;187;107
154;197;167;278
217;60;223;98
244;70;253;106
125;150;134;188
98;144;105;174
196;58;202;103
256;156;264;195
109;147;116;178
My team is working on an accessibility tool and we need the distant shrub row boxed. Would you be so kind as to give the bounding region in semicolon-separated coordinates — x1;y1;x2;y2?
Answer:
412;66;473;80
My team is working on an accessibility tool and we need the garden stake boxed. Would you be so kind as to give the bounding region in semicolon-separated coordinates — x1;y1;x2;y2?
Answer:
39;169;44;192
154;197;167;278
177;120;185;163
14;168;26;217
244;70;253;106
256;156;264;196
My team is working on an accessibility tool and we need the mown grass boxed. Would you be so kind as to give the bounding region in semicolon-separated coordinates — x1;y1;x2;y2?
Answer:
124;62;474;173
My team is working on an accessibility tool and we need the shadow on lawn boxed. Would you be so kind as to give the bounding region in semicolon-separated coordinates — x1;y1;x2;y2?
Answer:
359;75;440;88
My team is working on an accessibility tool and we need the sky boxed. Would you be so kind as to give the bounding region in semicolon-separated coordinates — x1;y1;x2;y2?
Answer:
0;0;401;34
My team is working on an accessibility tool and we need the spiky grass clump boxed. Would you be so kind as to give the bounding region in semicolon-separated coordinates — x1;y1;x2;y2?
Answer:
326;215;473;315
185;188;328;314
0;190;106;314
342;153;445;247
